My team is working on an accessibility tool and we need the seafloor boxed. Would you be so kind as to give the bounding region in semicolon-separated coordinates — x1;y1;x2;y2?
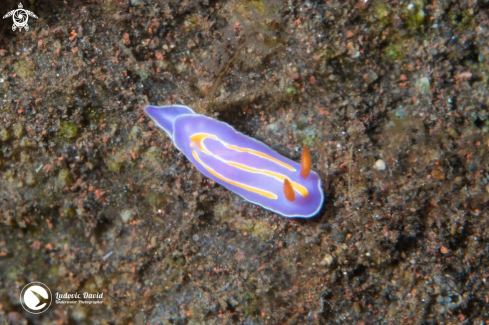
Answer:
0;0;488;324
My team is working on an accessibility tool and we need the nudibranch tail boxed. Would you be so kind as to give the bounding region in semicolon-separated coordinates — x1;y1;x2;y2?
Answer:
144;105;195;139
300;146;311;178
283;178;296;202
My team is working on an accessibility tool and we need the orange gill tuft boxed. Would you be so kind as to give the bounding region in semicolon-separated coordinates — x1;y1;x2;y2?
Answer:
283;178;296;202
300;146;311;178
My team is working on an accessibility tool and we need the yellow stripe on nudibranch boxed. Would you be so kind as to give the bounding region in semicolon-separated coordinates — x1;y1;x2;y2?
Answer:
189;133;296;171
224;144;296;171
189;132;307;198
190;133;217;154
191;150;278;200
226;161;309;197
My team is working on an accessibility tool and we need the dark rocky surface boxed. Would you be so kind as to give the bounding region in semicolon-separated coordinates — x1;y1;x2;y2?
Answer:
1;0;488;323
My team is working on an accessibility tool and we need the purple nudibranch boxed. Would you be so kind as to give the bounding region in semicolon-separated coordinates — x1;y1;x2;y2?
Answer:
144;105;324;218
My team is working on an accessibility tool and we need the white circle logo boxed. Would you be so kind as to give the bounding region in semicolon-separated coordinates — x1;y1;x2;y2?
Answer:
20;282;52;314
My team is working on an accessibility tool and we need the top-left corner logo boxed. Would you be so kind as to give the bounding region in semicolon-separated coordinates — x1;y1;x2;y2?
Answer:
2;3;38;32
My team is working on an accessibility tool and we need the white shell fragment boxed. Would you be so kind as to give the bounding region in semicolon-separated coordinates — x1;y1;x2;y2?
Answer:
120;209;134;223
319;254;334;267
374;159;386;171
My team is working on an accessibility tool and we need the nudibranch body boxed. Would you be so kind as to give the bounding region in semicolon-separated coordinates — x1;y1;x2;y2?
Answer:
145;105;324;218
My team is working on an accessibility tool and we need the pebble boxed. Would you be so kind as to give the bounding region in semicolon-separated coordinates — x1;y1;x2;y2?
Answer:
374;159;386;171
365;70;378;84
319;254;334;266
120;210;134;223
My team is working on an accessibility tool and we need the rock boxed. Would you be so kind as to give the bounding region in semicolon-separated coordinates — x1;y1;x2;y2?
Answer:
365;70;378;84
374;159;386;171
120;209;134;223
319;254;334;266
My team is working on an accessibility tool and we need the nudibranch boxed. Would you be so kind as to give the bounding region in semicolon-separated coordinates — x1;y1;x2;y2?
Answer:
144;105;324;218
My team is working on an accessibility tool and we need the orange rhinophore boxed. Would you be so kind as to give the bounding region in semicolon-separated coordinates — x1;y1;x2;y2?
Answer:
283;178;296;202
300;146;311;178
